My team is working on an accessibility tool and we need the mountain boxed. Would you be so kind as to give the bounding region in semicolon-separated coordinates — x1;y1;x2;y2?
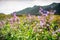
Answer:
15;6;40;15
15;3;60;15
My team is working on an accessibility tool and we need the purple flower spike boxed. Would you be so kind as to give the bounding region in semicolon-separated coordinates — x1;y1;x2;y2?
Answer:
28;14;32;19
13;12;17;21
39;7;43;10
39;7;49;16
10;18;13;24
39;7;43;14
13;12;16;17
37;16;40;19
40;21;44;27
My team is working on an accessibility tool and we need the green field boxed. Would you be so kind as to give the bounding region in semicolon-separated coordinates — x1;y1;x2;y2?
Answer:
0;14;60;40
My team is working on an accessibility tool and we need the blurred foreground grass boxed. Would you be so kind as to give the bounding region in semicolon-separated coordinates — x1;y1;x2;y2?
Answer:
0;14;60;40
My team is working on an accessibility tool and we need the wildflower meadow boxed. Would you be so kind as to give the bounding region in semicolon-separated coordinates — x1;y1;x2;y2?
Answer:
0;7;60;40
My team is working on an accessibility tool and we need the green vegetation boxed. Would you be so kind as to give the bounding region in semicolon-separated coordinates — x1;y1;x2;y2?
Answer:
0;14;60;40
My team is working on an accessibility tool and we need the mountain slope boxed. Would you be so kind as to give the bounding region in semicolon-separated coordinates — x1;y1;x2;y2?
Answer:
15;3;60;15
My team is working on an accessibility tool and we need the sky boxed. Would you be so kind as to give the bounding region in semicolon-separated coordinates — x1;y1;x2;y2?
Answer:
0;0;60;14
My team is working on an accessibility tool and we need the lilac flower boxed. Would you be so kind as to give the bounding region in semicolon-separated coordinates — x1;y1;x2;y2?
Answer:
28;14;32;19
39;7;43;11
39;15;46;27
56;29;60;32
49;16;54;22
1;21;5;25
40;20;44;27
52;29;60;35
40;19;46;27
0;21;5;28
9;18;13;24
12;12;20;22
42;13;48;16
13;12;17;20
39;7;49;16
39;7;43;15
13;12;16;17
37;16;40;19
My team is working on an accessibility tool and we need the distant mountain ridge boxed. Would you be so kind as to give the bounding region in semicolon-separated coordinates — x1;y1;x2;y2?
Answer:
15;3;60;15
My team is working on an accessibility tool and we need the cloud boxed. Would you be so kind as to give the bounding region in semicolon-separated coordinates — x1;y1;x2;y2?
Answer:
0;0;35;1
0;0;60;14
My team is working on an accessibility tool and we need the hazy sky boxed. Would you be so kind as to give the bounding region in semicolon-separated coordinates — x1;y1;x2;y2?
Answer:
0;0;60;14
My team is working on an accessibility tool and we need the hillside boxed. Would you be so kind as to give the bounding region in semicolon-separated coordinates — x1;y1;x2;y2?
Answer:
15;3;60;15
